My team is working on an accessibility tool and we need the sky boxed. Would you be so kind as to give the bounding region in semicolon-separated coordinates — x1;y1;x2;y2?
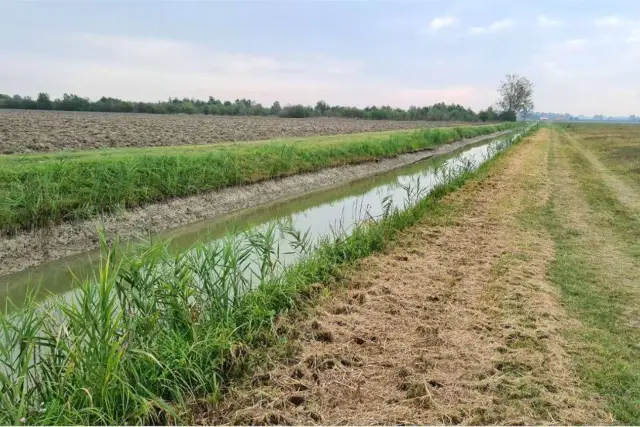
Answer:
1;0;639;116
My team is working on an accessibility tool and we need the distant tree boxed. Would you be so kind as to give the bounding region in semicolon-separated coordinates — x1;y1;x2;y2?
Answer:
55;93;91;111
36;92;53;110
249;103;266;116
489;107;499;121
181;101;197;114
478;110;489;122
519;104;533;122
270;101;282;115
19;96;37;109
281;104;311;118
498;110;517;122
0;91;489;122
208;104;220;115
497;74;534;121
314;100;329;116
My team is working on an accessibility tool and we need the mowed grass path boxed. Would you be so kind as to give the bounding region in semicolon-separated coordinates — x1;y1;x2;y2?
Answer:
0;123;516;233
541;125;640;423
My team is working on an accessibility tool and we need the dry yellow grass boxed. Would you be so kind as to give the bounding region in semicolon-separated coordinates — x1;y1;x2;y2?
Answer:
201;129;609;425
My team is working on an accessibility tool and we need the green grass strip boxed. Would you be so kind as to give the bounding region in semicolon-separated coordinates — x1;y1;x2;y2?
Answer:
0;123;518;233
541;130;640;424
544;203;640;424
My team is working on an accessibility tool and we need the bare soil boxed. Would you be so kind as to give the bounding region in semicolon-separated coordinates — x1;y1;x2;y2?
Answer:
0;110;463;154
0;131;509;277
202;129;609;425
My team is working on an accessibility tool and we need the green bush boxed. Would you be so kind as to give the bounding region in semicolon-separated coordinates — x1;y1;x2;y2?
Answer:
280;104;312;118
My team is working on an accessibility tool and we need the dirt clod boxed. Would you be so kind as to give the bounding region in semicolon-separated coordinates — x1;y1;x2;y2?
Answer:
288;395;306;406
312;331;333;343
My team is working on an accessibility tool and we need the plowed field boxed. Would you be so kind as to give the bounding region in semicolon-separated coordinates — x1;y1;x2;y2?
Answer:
0;110;466;154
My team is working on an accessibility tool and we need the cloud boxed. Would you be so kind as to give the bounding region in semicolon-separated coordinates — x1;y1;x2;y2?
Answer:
562;38;588;50
531;27;640;115
594;16;624;27
537;14;563;27
0;33;496;110
539;60;573;80
76;34;362;76
469;19;514;35
428;16;456;32
626;28;640;44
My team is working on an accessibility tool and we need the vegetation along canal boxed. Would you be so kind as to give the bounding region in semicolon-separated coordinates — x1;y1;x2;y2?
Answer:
0;130;525;309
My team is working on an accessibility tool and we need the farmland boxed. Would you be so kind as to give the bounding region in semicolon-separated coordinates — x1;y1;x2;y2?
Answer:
0;110;471;154
1;122;639;425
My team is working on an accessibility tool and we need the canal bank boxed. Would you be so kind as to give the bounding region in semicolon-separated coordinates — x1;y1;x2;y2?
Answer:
0;129;516;279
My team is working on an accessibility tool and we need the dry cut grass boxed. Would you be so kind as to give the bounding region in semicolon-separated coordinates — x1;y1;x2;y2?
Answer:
202;128;609;425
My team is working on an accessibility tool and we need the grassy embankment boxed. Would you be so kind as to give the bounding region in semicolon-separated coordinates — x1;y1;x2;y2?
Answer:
0;126;535;425
536;124;640;423
0;123;518;234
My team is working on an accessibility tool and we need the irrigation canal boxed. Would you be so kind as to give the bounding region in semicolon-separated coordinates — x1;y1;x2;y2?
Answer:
0;130;522;309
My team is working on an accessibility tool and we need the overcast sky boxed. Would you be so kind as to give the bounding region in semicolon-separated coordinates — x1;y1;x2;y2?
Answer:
2;0;639;116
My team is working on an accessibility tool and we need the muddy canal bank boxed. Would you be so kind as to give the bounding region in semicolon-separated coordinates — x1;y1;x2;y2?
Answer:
0;130;511;277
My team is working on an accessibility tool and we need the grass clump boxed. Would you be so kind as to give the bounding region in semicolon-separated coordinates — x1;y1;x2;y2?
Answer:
0;126;536;425
0;123;518;233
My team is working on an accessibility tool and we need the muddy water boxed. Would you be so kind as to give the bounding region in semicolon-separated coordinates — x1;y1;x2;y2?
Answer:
0;132;519;308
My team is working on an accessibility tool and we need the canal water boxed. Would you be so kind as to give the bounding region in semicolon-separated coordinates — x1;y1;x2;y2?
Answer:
0;130;524;308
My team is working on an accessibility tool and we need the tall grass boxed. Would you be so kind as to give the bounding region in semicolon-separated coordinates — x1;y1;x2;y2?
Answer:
0;125;537;425
0;123;519;233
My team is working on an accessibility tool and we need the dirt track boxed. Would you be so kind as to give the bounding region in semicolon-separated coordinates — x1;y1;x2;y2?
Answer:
0;110;464;154
204;129;609;425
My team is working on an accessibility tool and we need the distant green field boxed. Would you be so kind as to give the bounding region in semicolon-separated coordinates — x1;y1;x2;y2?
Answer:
0;123;518;233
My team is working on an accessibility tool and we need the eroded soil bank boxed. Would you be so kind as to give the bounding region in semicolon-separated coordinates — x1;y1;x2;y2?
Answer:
202;129;610;425
0;131;510;277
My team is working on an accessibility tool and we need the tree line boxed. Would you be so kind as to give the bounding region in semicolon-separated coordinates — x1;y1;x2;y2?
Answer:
0;92;518;122
1;73;534;122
